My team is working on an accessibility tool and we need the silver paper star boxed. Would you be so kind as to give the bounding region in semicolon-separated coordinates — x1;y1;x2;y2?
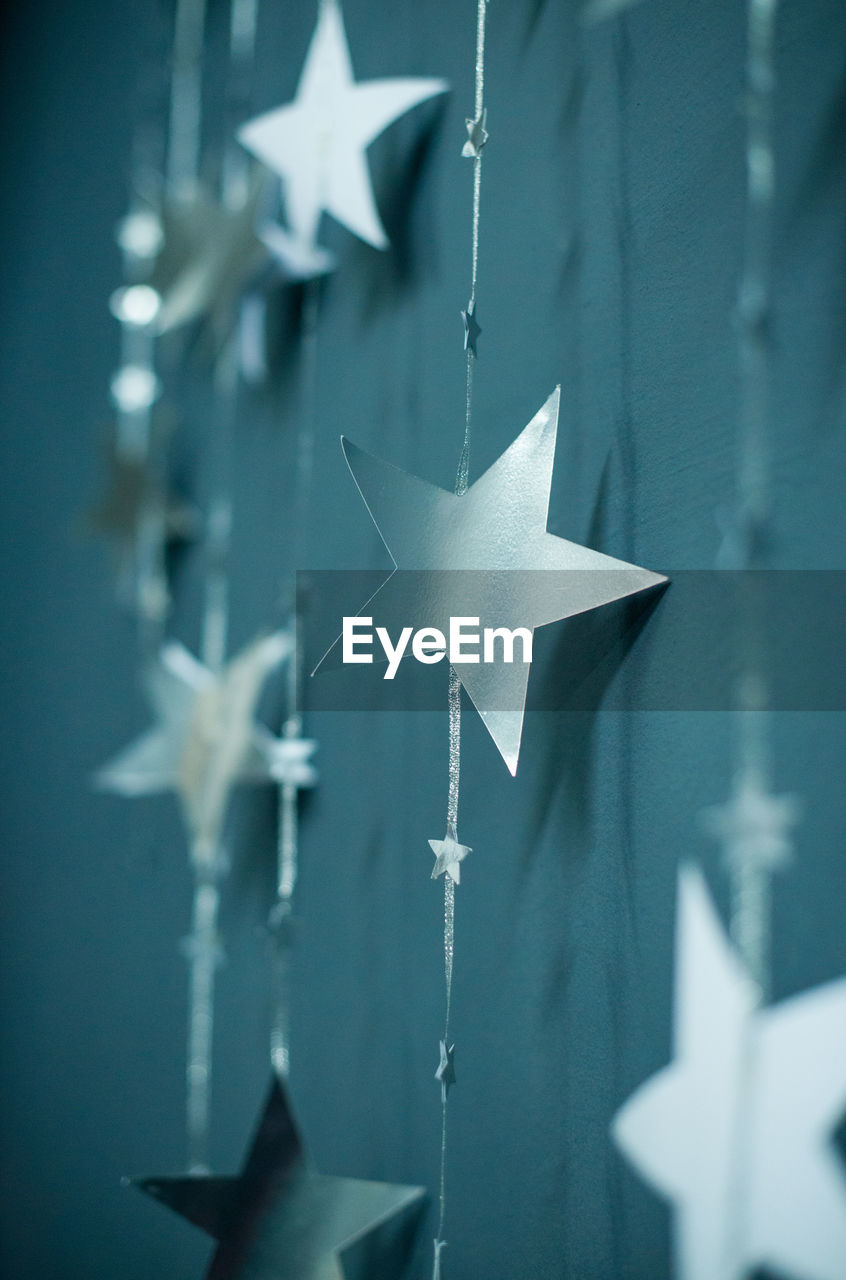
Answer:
613;864;846;1280
461;108;488;158
323;387;666;774
133;1074;424;1280
95;633;290;861
435;1040;456;1102
460;301;481;356
429;823;471;884
238;0;448;256
701;776;800;875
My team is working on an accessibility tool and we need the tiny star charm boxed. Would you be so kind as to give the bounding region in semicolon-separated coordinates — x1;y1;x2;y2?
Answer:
429;822;471;884
462;107;488;158
460;300;481;356
435;1039;456;1102
701;773;800;875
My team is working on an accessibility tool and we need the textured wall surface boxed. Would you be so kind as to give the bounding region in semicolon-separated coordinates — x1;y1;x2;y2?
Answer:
1;1;845;1277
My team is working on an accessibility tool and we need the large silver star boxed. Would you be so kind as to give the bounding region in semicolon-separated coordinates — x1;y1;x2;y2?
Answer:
429;823;471;884
701;775;800;875
324;387;665;774
613;864;846;1280
95;633;289;861
133;1074;424;1280
238;0;448;257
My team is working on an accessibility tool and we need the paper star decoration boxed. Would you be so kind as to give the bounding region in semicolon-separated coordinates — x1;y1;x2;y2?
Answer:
612;863;846;1280
429;822;471;884
322;387;665;774
133;1073;424;1280
701;775;801;875
152;169;278;338
460;301;481;356
237;0;448;268
95;633;290;861
461;108;488;158
435;1040;456;1103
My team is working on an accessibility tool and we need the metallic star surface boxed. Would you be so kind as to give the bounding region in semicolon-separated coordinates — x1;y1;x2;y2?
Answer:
321;387;665;774
238;0;448;256
429;823;471;884
613;864;846;1280
133;1074;424;1280
461;108;488;158
435;1041;456;1102
701;775;800;875
95;633;290;861
460;301;481;356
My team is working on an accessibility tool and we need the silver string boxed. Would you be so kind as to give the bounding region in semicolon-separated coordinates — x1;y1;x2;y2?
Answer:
183;0;260;1171
435;3;487;1271
167;0;208;198
269;277;323;1078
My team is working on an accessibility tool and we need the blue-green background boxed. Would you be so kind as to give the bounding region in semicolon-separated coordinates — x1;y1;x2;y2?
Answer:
1;1;845;1276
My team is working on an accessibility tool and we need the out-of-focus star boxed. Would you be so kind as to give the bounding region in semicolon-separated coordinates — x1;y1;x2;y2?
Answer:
320;387;666;773
259;732;319;790
461;108;488;158
95;632;290;863
429;823;471;884
613;863;846;1280
152;167;278;339
435;1040;456;1103
460;300;481;356
238;0;448;259
701;775;800;875
132;1073;425;1280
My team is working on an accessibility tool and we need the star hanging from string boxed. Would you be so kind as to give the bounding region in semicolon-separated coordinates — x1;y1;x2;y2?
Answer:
259;732;320;790
461;107;488;158
612;863;846;1280
237;0;448;271
460;301;481;356
152;167;280;340
317;387;666;774
429;823;471;884
95;632;290;863
701;773;801;876
132;1073;424;1280
435;1041;456;1103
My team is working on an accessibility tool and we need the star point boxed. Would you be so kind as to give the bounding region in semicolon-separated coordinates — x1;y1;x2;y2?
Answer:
701;776;800;876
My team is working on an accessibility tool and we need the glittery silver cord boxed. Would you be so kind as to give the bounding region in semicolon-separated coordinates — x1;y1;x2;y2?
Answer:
183;0;261;1169
434;5;487;1273
269;278;323;1077
167;0;208;198
728;0;780;995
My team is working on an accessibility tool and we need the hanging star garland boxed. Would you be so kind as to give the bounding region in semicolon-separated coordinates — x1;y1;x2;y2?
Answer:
701;774;801;877
318;387;665;773
95;632;290;861
132;1073;424;1280
429;823;471;884
612;863;846;1280
435;1041;456;1104
460;301;481;356
237;0;448;270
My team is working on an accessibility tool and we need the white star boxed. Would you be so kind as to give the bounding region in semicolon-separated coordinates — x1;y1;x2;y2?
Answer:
238;0;448;259
612;863;846;1280
94;632;290;862
259;733;319;790
429;823;471;884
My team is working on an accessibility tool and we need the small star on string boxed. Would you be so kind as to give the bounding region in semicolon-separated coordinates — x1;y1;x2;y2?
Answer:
460;301;481;357
462;107;488;158
435;1040;456;1102
260;733;319;790
429;824;471;884
701;775;800;875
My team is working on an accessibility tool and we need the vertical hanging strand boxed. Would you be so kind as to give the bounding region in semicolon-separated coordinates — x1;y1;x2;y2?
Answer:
168;0;209;199
269;276;322;1077
729;0;779;994
183;0;261;1173
434;6;488;1276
